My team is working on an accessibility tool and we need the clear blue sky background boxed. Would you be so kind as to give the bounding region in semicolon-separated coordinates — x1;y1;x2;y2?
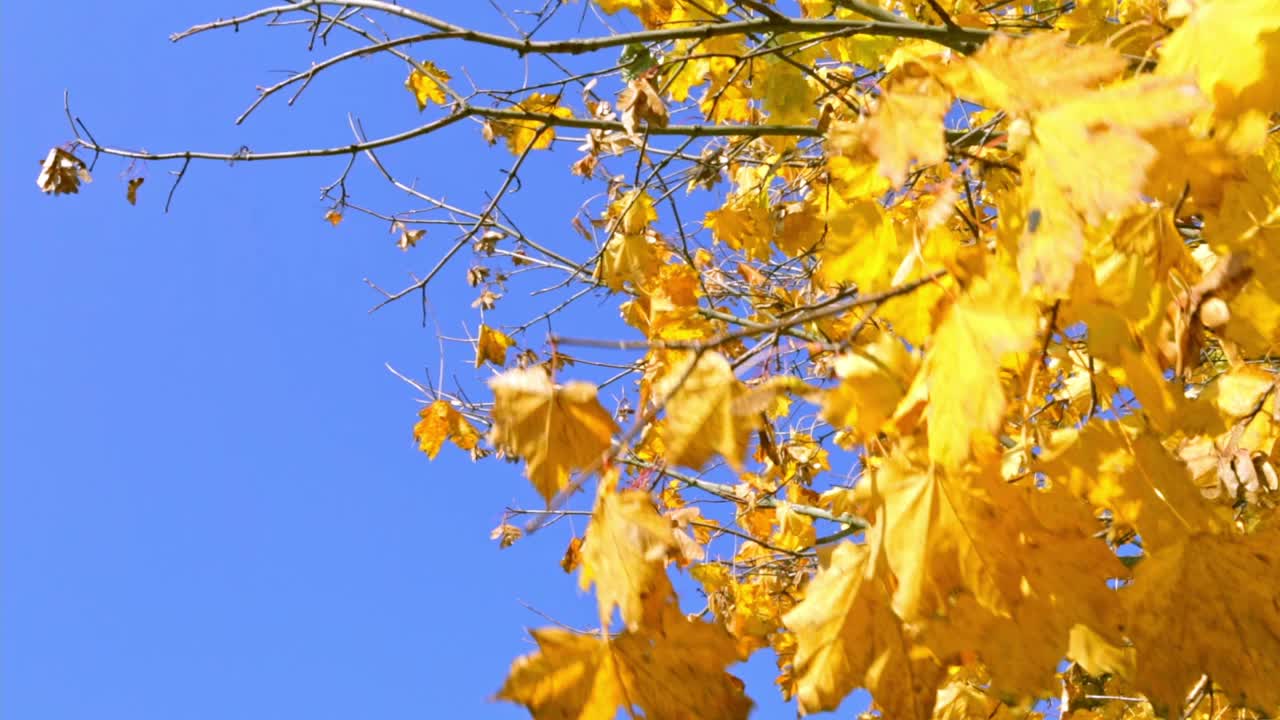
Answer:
2;3;812;718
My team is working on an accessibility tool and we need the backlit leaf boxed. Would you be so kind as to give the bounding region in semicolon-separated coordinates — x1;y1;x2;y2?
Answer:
925;269;1038;468
405;60;451;110
489;93;573;155
488;368;618;503
579;485;677;630
475;325;516;368
659;352;758;470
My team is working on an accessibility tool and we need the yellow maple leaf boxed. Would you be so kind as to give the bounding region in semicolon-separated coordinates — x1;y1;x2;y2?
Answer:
593;0;675;27
925;269;1038;469
827;153;893;202
822;330;919;439
1204;138;1280;355
622;263;718;348
579;486;677;630
1040;423;1223;550
474;324;516;368
919;541;1127;697
608;189;657;235
947;33;1126;115
755;54;819;126
489;93;573;155
413;399;481;460
405;60;451;110
1215;363;1277;419
664;20;740;103
596;191;660;290
666;505;710;564
784;542;943;717
931;675;1020;720
496;609;752;720
488;368;619;503
705;201;773;263
770;502;816;553
854;82;950;188
596;232;656;291
816;194;905;291
1020;77;1204;295
659;352;758;470
903;475;1127;697
866;445;1027;621
1124;529;1280;714
1157;0;1280;124
700;81;755;124
1029;77;1205;222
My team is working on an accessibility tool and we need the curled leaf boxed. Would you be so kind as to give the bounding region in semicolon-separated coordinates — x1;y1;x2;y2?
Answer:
37;147;91;195
126;177;144;205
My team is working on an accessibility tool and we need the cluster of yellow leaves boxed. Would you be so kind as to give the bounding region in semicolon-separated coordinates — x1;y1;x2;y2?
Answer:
395;1;1280;718
595;190;659;290
37;2;1280;716
499;469;754;719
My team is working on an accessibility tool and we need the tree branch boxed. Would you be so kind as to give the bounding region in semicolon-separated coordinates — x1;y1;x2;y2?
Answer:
174;1;994;55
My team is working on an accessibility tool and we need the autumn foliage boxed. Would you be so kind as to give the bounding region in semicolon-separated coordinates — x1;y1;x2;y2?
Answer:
45;0;1280;718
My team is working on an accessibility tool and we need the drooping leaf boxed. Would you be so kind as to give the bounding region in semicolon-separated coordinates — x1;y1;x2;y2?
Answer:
126;177;144;205
617;71;669;135
925;268;1038;468
784;542;942;718
488;368;618;503
496;610;752;720
475;324;516;368
822;330;919;439
37;147;91;195
579;485;678;630
659;352;758;470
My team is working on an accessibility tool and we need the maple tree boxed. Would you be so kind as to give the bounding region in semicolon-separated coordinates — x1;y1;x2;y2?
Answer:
41;0;1280;718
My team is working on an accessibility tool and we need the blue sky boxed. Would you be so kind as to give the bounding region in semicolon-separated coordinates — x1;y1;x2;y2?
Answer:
1;3;815;718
